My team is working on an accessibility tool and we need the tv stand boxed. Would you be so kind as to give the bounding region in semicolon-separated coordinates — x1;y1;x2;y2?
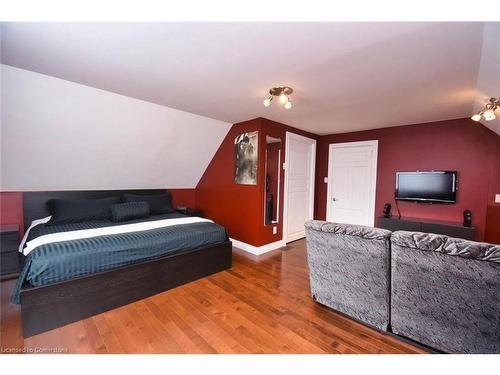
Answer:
377;216;475;241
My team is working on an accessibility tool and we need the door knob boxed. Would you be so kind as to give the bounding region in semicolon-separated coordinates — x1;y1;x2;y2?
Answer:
332;198;338;202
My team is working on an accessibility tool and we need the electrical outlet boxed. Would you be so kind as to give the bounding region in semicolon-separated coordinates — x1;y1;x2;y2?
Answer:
273;226;278;234
496;194;500;203
324;177;328;183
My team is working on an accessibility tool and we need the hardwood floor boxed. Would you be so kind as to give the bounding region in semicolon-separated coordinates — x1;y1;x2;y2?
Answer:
0;240;426;354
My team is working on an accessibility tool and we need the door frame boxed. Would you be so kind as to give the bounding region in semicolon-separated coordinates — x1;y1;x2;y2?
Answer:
326;140;378;227
283;131;317;243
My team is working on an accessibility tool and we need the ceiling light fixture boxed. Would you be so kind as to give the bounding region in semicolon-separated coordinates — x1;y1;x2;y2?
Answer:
263;86;294;110
471;97;499;122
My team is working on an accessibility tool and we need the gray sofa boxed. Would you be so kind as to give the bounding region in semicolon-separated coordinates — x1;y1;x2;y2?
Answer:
304;220;392;331
305;220;500;353
391;231;500;354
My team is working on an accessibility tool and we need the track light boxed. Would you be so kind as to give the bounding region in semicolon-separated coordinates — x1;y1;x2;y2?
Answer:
471;97;499;122
263;86;294;109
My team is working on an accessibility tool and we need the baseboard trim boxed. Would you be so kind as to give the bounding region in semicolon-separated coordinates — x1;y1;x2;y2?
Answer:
230;238;286;255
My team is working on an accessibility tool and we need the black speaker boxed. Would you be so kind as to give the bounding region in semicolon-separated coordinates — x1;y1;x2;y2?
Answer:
383;203;392;218
463;210;472;227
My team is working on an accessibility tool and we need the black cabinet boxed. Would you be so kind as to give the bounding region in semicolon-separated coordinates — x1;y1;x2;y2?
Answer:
1;224;21;280
377;216;475;241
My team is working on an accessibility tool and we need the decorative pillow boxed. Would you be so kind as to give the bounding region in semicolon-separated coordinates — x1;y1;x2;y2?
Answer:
122;192;174;214
47;196;120;225
111;202;150;222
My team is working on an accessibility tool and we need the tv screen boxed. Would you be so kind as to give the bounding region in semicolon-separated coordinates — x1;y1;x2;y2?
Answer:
395;171;457;203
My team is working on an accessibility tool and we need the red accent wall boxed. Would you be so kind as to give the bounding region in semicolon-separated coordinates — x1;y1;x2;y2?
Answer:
196;118;263;245
485;132;500;244
487;132;500;206
0;189;195;237
169;189;196;209
0;192;24;237
196;118;318;247
485;206;500;244
315;118;500;241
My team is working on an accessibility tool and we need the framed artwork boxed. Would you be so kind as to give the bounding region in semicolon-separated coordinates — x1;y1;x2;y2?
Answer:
234;131;258;185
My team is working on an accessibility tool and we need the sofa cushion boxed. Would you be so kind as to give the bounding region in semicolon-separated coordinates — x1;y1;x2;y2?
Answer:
391;230;500;353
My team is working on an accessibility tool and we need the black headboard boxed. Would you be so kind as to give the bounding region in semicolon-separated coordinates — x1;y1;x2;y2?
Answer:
23;189;166;231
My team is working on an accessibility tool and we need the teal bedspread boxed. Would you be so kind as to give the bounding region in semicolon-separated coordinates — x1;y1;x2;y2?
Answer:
11;213;228;304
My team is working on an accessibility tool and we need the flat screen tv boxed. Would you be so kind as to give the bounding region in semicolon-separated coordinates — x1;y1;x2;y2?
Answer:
395;171;457;203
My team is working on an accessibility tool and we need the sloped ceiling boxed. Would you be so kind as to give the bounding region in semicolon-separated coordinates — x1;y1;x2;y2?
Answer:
473;22;500;135
0;65;231;190
1;22;494;135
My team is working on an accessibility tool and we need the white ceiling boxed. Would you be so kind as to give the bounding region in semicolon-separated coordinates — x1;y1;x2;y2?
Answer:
0;22;492;135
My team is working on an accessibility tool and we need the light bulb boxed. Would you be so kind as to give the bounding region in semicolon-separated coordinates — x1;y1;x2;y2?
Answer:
263;97;272;107
284;100;292;109
482;109;496;121
279;94;287;104
471;113;482;122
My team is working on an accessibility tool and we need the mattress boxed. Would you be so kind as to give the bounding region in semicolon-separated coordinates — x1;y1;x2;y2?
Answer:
11;213;228;304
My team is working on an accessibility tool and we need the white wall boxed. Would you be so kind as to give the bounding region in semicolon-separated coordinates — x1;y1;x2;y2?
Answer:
0;65;231;191
474;22;500;135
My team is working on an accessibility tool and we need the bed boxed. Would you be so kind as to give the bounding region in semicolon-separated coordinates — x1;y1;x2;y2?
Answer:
15;190;232;337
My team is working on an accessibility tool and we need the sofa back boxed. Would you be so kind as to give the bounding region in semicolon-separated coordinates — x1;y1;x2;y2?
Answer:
305;220;392;331
390;230;500;353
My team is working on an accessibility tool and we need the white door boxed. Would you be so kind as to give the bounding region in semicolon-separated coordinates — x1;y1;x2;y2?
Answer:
283;132;316;243
326;140;378;227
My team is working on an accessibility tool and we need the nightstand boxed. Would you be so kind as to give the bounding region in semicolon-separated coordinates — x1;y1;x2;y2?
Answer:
1;224;21;280
176;208;204;218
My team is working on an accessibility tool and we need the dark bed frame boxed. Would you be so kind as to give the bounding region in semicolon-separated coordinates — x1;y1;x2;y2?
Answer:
20;189;232;338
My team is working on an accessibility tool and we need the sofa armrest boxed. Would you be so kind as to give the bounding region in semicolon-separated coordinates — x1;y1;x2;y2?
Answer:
391;231;500;264
305;220;392;331
305;220;392;241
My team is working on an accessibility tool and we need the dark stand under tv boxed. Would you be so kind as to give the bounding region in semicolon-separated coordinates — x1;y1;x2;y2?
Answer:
377;216;475;241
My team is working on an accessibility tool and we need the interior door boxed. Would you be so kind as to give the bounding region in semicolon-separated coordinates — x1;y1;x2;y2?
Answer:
327;141;378;227
284;132;316;243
